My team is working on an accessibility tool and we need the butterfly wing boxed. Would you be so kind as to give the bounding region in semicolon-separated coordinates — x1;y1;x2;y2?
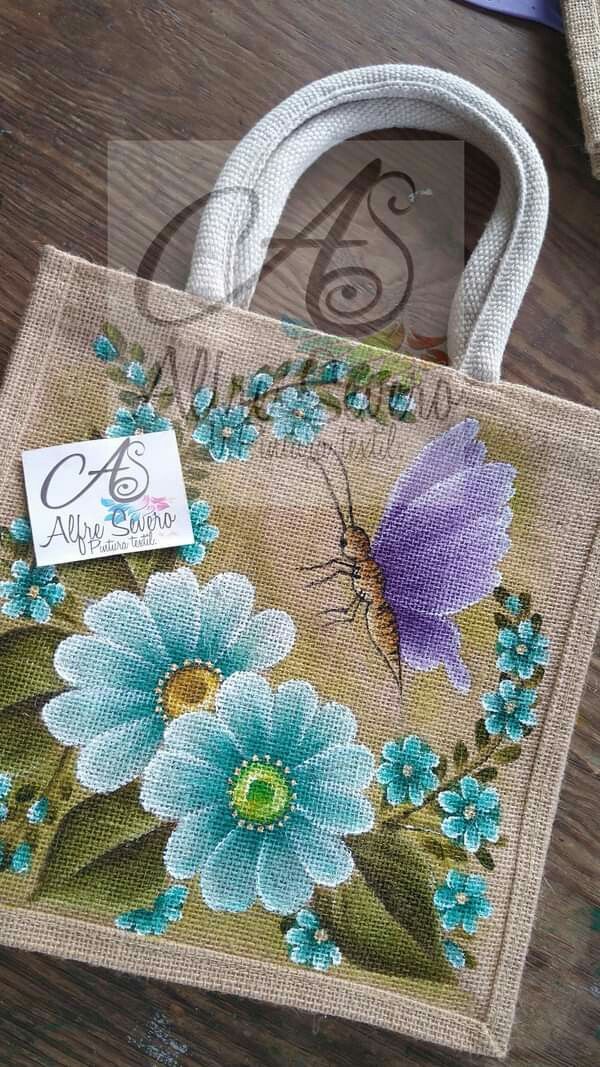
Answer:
371;418;516;691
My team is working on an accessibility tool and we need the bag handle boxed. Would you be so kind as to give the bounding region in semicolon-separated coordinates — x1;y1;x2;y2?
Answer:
187;65;548;382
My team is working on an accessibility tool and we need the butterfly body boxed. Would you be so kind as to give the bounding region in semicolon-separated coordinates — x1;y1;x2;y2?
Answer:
308;419;516;697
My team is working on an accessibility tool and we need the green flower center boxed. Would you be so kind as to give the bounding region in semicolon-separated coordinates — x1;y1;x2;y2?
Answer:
463;805;477;821
455;892;468;906
229;757;296;830
156;660;222;718
516;643;528;656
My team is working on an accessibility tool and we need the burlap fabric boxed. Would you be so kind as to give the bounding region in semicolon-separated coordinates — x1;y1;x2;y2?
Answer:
563;0;600;179
0;246;598;1058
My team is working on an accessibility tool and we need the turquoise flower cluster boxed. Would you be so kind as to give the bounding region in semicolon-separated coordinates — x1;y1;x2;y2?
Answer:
434;870;492;934
376;735;439;807
140;671;375;915
0;561;65;624
267;387;328;446
178;500;219;566
0;774;36;876
439;776;501;854
285;909;342;971
481;679;537;742
106;401;171;438
192;403;259;462
115;885;188;936
496;619;549;680
42;570;296;794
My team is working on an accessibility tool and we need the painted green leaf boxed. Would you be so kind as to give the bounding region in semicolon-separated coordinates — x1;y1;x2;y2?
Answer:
437;755;448;781
34;783;168;912
316;389;342;413
475;846;495;871
105;365;125;384
349;831;448;963
494;612;513;630
128;342;145;363
314;874;453;983
102;323;125;351
0;627;64;711
493;744;522;765
474;718;489;750
476;766;498;783
420;835;468;867
0;694;62;777
453;741;469;770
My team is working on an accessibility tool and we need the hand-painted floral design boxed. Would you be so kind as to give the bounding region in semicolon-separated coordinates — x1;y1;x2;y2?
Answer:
42;570;295;793
285;908;342;971
389;389;415;418
0;561;66;623
8;516;31;543
345;389;369;413
10;841;32;875
496;620;549;680
267;387;327;445
438;776;501;853
124;360;147;387
193;387;214;417
193;404;259;462
106;401;172;438
178;500;219;566
26;797;49;824
247;371;274;399
376;735;439;807
140;672;375;914
442;939;466;969
320;360;349;384
481;679;538;741
0;773;12;822
115;885;188;936
93;334;119;362
434;870;493;934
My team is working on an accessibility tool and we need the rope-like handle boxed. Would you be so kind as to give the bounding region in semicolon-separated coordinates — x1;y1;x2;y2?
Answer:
188;65;549;382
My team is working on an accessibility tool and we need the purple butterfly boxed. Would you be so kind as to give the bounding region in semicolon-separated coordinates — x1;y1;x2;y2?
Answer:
307;418;515;693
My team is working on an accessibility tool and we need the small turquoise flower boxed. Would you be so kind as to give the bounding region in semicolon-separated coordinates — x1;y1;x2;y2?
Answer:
124;360;147;387
439;775;500;853
481;679;537;742
27;797;49;824
285;909;342;971
93;334;119;361
193;405;258;462
376;735;439;807
0;561;66;624
248;371;274;399
434;870;493;934
496;619;549;680
504;594;524;616
0;773;12;822
193;387;214;417
9;517;32;543
10;841;32;875
106;402;172;438
389;389;415;417
178;500;219;565
321;360;349;384
442;939;466;969
345;390;369;413
115;885;188;936
42;569;296;793
140;672;375;915
267;387;327;445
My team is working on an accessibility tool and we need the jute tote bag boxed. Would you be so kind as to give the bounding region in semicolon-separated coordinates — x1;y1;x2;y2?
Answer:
0;66;599;1058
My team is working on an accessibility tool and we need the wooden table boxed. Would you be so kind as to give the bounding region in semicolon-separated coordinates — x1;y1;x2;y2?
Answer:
0;2;598;1064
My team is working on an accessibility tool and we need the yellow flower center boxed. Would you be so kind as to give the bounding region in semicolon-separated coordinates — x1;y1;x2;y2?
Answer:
228;756;296;830
402;764;413;778
463;805;477;820
455;892;468;905
221;427;234;438
505;701;516;714
157;660;222;718
516;643;528;656
27;585;40;599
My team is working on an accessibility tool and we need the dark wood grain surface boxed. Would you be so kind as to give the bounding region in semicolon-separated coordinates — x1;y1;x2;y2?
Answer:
0;2;599;1065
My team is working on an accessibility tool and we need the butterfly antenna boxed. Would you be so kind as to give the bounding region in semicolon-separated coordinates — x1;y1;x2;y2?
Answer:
311;454;348;533
316;442;356;526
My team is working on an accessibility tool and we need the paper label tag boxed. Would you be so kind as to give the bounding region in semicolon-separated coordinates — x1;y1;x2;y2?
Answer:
22;431;194;566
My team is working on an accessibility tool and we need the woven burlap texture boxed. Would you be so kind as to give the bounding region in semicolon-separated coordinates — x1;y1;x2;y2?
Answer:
563;0;600;178
0;247;599;1060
